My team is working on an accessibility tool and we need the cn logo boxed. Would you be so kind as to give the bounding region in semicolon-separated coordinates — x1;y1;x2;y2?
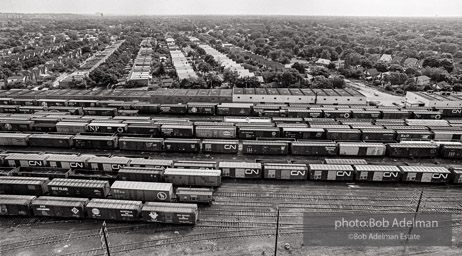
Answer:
383;172;399;178
157;192;168;200
28;161;43;166
149;211;158;220
244;169;259;175
337;171;351;177
432;173;448;179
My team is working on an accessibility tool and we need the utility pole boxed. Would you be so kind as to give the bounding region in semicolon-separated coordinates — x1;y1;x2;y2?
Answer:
403;189;424;255
100;221;111;256
274;207;280;256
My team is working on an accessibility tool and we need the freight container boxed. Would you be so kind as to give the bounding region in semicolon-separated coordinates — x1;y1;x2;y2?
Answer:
56;122;88;133
202;139;239;154
5;154;49;167
141;202;198;224
111;181;174;202
163;139;201;153
0;194;36;216
28;134;74;148
282;128;325;140
287;109;323;118
67;100;99;107
217;103;253;116
14;167;70;179
354;165;401;182
195;126;236;139
338;143;386;156
361;129;396;141
396;130;433;141
323;110;352;119
238;127;280;139
381;110;412;119
433;131;462;141
440;145;462;158
325;129;361;141
47;154;93;169
159;104;188;114
128;158;173;169
242;141;289;155
308;164;354;181
82;107;117;116
86;199;142;221
0;177;49;195
88;157;130;172
352;110;381;119
0;133;29;146
118;167;164;182
387;143;439;158
163;168;221;187
0;120;34;131
263;163;308;180
161;125;194;138
399;166;451;183
324;159;368;165
413;111;442;119
47;106;83;115
47;178;110;198
218;162;262;179
176;187;214;204
73;135;118;150
132;103;159;114
291;142;337;156
31;197;89;218
87;123;127;133
119;137;163;152
126;124;160;136
187;103;217;115
173;161;217;170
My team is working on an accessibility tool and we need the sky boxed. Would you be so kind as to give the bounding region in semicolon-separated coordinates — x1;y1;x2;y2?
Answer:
0;0;461;17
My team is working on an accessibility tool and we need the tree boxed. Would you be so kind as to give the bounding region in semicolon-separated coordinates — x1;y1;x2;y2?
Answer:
320;49;331;60
439;58;454;73
223;68;240;86
374;62;388;73
331;76;346;88
234;76;260;88
204;73;223;88
423;57;441;68
197;62;212;75
153;62;166;76
291;62;305;74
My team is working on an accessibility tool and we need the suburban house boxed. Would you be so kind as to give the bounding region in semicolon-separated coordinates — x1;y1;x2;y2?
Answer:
7;75;26;84
316;58;331;66
391;56;404;65
403;58;419;68
365;68;380;79
379;54;392;63
416;75;431;86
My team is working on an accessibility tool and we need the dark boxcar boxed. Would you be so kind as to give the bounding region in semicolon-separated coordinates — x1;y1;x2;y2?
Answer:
126;124;160;136
396;130;433;141
19;106;46;114
173;161;217;170
117;110;139;116
272;117;304;123
287;109;323;118
387;143;439;158
48;106;82;115
161;125;194;138
87;123;128;133
308;164;354;181
0;133;29;146
68;170;118;183
451;168;462;184
263;163;308;180
163;168;221;187
176;187;213;204
82;107;117;116
440;145;462;158
437;107;462;117
217;103;253;116
218;162;262;179
88;157;130;172
11;99;36;106
14;167;71;179
67;100;99;107
242;141;289;155
119;137;163;152
132;103;159;114
141;202;198;224
381;110;411;119
326;129;361;141
118;167;164;182
73;135;118;150
159;104;188;114
32;118;59;132
238;127;280;139
202;139;239;154
0;105;20;113
164;139;201;153
111;181;174;202
291;142;338;156
47;154;93;170
399;166;451;183
31;197;89;218
354;165;401;182
361;129;396;141
47;178;110;198
0;98;12;105
412;111;442;119
37;99;68;107
282;128;325;140
187;103;217;115
324;110;352;119
0;177;49;195
195;126;236;139
28;134;74;148
352;110;381;119
0;194;36;216
0;120;34;131
86;199;142;221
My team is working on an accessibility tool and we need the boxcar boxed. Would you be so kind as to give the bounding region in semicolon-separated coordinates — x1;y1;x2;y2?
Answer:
86;199;142;221
0;177;49;195
218;162;262;179
324;159;368;165
128;158;173;169
291;142;338;156
131;103;159;114
14;167;71;179
0;133;29;146
433;131;462;141
163;168;221;187
118;167;164;182
5;154;49;167
31;197;89;218
0;120;34;131
238;127;280;139
195;126;237;139
141;202;198;224
47;178;110;198
440;145;462;158
413;111;442;119
0;194;36;216
163;139;201;153
161;125;194;138
88;157;130;172
202;139;239;154
399;166;451;183
263;163;308;180
73;135;118;150
354;165;401;182
338;143;386;156
282;128;325;140
308;164;354;181
111;181;174;202
173;161;217;170
361;129;396;141
67;100;99;107
326;129;361;141
47;106;82;115
176;188;213;204
396;130;433;141
216;103;253;116
47;154;93;170
187;103;217;115
126;124;161;136
387;143;439;158
119;137;163;152
28;134;74;148
242;141;289;155
159;104;188;114
82;107;117;116
56;122;88;134
87;123;128;134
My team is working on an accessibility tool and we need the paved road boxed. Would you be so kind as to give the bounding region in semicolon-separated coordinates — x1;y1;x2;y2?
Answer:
346;80;404;106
